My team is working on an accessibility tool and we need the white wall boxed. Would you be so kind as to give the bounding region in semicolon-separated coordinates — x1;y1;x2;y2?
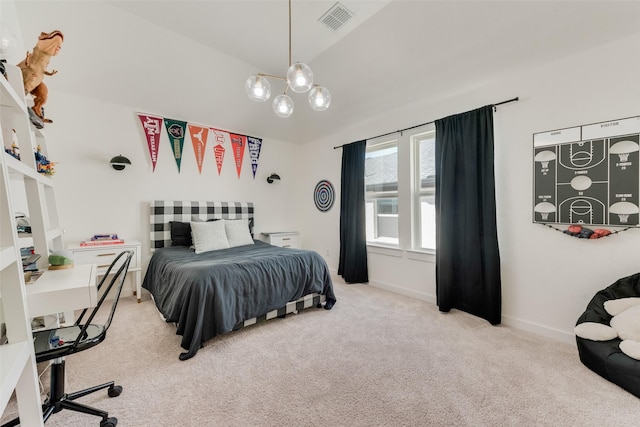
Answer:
40;90;302;257
298;32;640;343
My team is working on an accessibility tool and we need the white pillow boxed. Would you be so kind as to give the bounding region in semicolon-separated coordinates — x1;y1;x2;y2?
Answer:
190;220;229;254
604;297;640;317
224;219;254;248
574;322;618;341
620;340;640;360
610;304;640;342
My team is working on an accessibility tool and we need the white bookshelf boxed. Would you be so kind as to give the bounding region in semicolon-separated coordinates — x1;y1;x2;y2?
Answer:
0;63;62;426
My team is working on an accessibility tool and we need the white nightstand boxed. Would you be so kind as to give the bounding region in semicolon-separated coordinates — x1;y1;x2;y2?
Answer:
260;232;300;248
67;240;143;302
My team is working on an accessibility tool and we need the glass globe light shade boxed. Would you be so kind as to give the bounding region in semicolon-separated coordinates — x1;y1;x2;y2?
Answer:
0;28;17;59
245;75;271;102
272;94;294;118
286;62;314;93
308;86;332;111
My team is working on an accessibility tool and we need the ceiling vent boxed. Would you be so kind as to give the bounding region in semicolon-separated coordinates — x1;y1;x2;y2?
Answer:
318;2;354;31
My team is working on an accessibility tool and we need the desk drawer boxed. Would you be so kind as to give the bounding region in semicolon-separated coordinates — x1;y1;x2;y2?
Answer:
72;247;138;271
269;234;300;248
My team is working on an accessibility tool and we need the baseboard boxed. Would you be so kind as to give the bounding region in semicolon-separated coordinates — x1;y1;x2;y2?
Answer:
501;314;575;344
368;279;436;305
329;269;433;302
328;268;575;345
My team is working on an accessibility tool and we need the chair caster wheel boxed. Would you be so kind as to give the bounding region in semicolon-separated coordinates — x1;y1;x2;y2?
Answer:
100;417;117;427
108;385;122;398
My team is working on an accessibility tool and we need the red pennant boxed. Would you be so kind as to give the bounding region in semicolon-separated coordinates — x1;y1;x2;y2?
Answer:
211;128;231;175
230;133;246;178
137;114;163;172
214;144;225;175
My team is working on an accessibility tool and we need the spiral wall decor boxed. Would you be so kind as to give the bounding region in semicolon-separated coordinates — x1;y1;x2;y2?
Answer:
314;180;335;212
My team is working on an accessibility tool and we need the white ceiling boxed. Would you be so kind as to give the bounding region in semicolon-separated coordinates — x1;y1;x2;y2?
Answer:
110;1;393;76
12;1;640;144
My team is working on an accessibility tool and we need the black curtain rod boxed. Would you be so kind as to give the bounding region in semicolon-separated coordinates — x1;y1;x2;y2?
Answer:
333;96;519;149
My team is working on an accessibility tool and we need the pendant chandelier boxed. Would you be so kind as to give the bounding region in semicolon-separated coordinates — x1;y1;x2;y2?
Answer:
245;0;331;118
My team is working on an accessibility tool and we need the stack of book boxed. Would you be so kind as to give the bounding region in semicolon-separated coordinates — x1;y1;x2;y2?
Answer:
80;234;125;246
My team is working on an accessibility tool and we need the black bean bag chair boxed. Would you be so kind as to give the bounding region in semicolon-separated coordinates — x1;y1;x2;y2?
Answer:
575;272;640;398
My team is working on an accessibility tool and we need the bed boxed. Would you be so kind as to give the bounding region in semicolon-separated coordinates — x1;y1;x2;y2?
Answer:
142;201;336;360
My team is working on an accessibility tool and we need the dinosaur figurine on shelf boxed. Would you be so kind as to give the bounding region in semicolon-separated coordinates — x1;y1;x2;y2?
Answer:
17;30;64;125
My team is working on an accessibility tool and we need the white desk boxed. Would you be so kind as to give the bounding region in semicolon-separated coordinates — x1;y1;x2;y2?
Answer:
25;264;97;318
67;241;142;302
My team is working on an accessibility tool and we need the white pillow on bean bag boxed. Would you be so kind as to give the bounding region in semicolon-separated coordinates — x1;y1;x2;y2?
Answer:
610;304;640;342
574;322;618;341
604;297;640;316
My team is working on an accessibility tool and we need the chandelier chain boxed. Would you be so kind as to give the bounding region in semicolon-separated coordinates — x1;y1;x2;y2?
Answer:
289;0;292;67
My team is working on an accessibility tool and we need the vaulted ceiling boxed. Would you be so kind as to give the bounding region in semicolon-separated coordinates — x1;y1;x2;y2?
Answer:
13;1;640;144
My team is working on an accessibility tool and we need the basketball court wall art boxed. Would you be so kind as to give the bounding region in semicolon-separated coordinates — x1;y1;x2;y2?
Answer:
533;116;639;227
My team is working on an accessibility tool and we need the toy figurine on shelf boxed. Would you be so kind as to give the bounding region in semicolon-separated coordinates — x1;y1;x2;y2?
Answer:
34;145;55;175
4;129;20;159
18;30;64;126
5;143;20;160
5;142;20;160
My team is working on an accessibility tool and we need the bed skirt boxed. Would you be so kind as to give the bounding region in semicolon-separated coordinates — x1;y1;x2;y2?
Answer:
150;292;326;353
234;293;326;330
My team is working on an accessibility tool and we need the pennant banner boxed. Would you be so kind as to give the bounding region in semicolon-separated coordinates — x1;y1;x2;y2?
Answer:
214;144;225;176
136;113;261;176
164;119;187;172
188;125;209;174
247;136;262;179
137;113;163;172
230;133;246;178
211;128;231;175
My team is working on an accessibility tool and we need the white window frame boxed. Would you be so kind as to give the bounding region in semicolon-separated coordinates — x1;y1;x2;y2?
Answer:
411;128;436;251
365;138;399;247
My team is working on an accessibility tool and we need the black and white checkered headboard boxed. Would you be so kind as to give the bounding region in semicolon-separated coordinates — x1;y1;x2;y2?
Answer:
150;201;254;250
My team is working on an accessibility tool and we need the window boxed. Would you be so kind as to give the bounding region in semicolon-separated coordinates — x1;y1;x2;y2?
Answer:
365;139;398;245
364;125;436;252
412;130;436;250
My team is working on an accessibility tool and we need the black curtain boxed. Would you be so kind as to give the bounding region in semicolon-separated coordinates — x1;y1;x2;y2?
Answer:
435;105;501;325
338;140;369;283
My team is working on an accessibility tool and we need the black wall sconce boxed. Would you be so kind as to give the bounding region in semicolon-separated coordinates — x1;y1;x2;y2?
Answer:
110;155;131;171
266;173;281;184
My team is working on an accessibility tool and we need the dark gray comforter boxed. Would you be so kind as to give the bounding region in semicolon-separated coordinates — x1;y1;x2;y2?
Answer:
142;240;336;360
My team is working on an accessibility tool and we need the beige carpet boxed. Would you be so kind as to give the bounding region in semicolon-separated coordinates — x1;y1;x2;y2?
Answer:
3;276;639;426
